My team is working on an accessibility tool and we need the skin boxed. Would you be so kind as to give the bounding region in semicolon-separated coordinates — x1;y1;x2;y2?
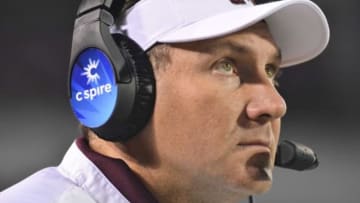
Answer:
88;22;287;203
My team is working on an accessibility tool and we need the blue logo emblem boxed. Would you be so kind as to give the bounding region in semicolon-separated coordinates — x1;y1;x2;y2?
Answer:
82;58;100;85
70;48;118;128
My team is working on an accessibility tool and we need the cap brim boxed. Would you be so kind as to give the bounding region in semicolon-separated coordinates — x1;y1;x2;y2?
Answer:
157;0;330;68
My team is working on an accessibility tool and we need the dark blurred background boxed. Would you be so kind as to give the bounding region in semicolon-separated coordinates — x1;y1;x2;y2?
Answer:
0;0;359;202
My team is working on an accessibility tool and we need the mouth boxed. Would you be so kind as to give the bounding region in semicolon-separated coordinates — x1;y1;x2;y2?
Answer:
237;140;271;151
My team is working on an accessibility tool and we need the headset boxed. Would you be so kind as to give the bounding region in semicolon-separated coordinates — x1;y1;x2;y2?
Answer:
68;0;155;141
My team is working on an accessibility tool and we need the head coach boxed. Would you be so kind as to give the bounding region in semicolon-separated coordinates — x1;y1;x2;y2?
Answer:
0;0;329;202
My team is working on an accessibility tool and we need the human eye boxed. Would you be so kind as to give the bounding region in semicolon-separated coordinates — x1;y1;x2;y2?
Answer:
213;59;238;76
265;64;282;87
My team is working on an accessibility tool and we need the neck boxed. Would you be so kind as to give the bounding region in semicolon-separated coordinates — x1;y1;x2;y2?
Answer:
87;131;247;203
142;170;248;203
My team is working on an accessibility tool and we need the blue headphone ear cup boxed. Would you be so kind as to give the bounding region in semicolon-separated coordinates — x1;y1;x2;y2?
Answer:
69;2;155;141
108;34;156;141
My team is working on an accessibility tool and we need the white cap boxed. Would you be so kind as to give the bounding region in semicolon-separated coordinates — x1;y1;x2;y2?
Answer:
116;0;330;68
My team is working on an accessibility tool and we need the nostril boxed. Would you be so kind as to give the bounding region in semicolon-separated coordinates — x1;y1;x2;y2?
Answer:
257;114;272;124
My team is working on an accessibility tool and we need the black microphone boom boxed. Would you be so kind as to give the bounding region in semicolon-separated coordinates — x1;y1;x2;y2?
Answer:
275;140;319;171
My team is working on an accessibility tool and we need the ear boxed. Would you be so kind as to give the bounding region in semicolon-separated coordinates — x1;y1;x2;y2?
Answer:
146;44;172;81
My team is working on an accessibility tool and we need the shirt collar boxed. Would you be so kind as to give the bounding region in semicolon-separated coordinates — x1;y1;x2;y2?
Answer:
59;137;158;203
76;137;158;203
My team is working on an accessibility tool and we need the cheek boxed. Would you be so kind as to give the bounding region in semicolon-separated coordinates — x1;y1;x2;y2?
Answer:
271;119;282;163
272;120;281;141
153;74;240;167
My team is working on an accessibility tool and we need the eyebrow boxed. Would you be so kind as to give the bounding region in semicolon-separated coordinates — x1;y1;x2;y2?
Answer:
202;40;282;64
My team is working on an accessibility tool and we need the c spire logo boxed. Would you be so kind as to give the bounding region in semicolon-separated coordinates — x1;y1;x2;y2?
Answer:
70;50;116;103
70;48;118;128
74;57;112;101
82;58;100;85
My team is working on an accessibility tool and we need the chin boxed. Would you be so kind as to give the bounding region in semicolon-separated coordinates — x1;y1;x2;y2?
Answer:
245;166;274;194
224;168;273;197
250;180;273;194
232;167;274;196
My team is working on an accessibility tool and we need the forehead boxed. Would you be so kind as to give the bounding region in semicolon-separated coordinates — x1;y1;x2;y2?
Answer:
217;21;279;53
171;22;280;58
213;21;276;44
239;21;274;39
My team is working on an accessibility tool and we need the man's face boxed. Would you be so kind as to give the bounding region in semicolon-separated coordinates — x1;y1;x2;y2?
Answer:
149;22;287;198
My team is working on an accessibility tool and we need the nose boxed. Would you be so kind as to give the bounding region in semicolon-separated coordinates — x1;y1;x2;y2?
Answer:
245;84;287;123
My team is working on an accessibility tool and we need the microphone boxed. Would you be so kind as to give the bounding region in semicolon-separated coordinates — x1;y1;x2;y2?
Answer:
275;140;319;171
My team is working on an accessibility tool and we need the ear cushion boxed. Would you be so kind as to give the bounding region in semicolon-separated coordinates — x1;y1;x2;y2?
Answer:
111;33;156;141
